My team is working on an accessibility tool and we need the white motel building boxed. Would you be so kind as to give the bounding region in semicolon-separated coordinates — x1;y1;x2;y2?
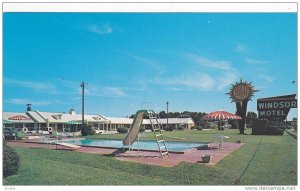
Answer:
3;108;195;133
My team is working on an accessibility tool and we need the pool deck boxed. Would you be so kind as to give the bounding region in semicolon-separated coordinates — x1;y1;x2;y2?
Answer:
7;140;244;167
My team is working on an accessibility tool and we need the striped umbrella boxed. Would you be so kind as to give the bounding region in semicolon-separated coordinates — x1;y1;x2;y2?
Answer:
8;115;31;120
202;110;242;120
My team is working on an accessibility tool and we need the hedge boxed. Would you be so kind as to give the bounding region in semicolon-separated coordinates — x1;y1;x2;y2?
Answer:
3;143;20;178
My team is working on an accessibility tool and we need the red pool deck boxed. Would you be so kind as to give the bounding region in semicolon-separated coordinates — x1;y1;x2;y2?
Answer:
7;141;244;167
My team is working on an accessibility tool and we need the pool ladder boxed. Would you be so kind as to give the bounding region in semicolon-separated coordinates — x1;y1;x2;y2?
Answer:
148;110;169;158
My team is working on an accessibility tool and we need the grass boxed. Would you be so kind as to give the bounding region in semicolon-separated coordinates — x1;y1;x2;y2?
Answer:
3;129;297;185
86;129;253;142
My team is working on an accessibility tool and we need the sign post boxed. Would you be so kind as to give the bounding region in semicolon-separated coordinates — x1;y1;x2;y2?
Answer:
228;79;258;134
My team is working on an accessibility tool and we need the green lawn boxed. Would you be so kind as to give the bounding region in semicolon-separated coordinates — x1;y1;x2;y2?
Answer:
3;129;297;185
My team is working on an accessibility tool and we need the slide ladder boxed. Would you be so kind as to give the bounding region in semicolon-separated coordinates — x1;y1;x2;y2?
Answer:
148;110;169;158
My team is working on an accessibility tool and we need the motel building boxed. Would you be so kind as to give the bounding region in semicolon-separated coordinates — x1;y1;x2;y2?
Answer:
3;109;195;133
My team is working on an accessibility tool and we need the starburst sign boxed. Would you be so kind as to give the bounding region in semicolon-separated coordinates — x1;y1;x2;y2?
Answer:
227;79;259;103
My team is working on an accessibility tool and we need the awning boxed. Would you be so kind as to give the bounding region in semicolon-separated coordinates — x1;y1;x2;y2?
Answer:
3;120;13;124
65;120;81;125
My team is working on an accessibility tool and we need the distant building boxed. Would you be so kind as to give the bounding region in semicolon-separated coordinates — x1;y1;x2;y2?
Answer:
3;109;195;132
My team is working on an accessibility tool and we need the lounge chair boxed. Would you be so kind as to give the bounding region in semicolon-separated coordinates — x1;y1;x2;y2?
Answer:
16;131;24;140
41;135;57;144
50;130;59;138
210;135;225;150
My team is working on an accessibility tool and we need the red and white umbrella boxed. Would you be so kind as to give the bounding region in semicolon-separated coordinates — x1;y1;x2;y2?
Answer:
202;110;242;120
8;115;31;120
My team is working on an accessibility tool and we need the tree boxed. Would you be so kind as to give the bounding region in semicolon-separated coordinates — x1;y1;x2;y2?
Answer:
158;111;167;118
246;111;258;128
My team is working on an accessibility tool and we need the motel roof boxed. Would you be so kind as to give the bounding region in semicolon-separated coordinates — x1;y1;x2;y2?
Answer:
3;111;194;125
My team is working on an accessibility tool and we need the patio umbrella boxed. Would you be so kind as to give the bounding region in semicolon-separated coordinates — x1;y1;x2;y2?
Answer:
202;110;242;120
202;110;241;130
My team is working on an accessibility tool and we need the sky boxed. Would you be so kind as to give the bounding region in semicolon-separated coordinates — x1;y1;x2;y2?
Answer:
3;13;297;119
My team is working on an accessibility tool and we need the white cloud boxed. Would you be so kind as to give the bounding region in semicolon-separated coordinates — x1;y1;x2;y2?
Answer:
104;87;127;97
85;85;128;98
235;43;249;53
158;72;237;91
258;75;274;83
245;58;269;65
87;24;112;35
216;73;238;90
58;80;128;98
5;78;58;94
7;98;50;106
127;53;164;72
185;53;231;70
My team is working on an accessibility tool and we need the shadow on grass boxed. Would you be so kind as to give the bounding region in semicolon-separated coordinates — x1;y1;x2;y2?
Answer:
103;148;125;157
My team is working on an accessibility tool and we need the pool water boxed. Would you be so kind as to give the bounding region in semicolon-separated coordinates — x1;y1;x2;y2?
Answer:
63;139;207;152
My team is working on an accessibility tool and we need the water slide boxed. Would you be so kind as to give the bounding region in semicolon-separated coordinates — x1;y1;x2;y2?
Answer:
123;110;147;146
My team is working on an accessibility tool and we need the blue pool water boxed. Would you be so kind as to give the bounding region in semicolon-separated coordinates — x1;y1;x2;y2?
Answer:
63;139;207;152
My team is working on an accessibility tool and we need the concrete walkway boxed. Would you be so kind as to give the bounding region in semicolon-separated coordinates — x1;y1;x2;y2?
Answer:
7;141;244;167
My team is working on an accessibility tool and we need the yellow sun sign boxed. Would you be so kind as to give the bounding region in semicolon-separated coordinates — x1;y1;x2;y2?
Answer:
227;79;258;102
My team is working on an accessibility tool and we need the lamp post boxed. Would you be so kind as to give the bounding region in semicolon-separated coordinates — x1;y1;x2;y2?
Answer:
166;101;169;130
80;81;85;130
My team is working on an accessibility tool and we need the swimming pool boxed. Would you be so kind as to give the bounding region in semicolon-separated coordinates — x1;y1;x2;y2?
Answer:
63;139;208;152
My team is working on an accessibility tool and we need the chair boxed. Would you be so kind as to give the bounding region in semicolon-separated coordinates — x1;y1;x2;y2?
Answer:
15;131;24;140
50;130;59;138
210;135;224;150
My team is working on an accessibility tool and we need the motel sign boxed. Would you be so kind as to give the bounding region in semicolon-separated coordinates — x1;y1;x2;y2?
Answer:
257;94;297;120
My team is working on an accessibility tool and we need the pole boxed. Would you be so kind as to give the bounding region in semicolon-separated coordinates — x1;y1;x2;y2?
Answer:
80;81;85;130
166;101;169;130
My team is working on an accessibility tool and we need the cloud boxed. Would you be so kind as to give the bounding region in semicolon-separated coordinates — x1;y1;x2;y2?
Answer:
127;53;164;72
4;78;58;94
58;79;82;95
87;24;112;35
258;75;274;83
158;72;237;91
85;84;128;98
216;73;237;90
58;80;128;98
185;53;231;70
235;43;249;53
7;98;50;106
245;58;269;65
104;87;127;97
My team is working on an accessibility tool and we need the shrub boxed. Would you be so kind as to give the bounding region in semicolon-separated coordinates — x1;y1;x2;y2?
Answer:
220;127;225;131
177;126;185;131
90;129;96;135
81;125;95;136
139;127;145;133
196;126;203;130
191;126;197;130
117;127;128;134
3;143;20;178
